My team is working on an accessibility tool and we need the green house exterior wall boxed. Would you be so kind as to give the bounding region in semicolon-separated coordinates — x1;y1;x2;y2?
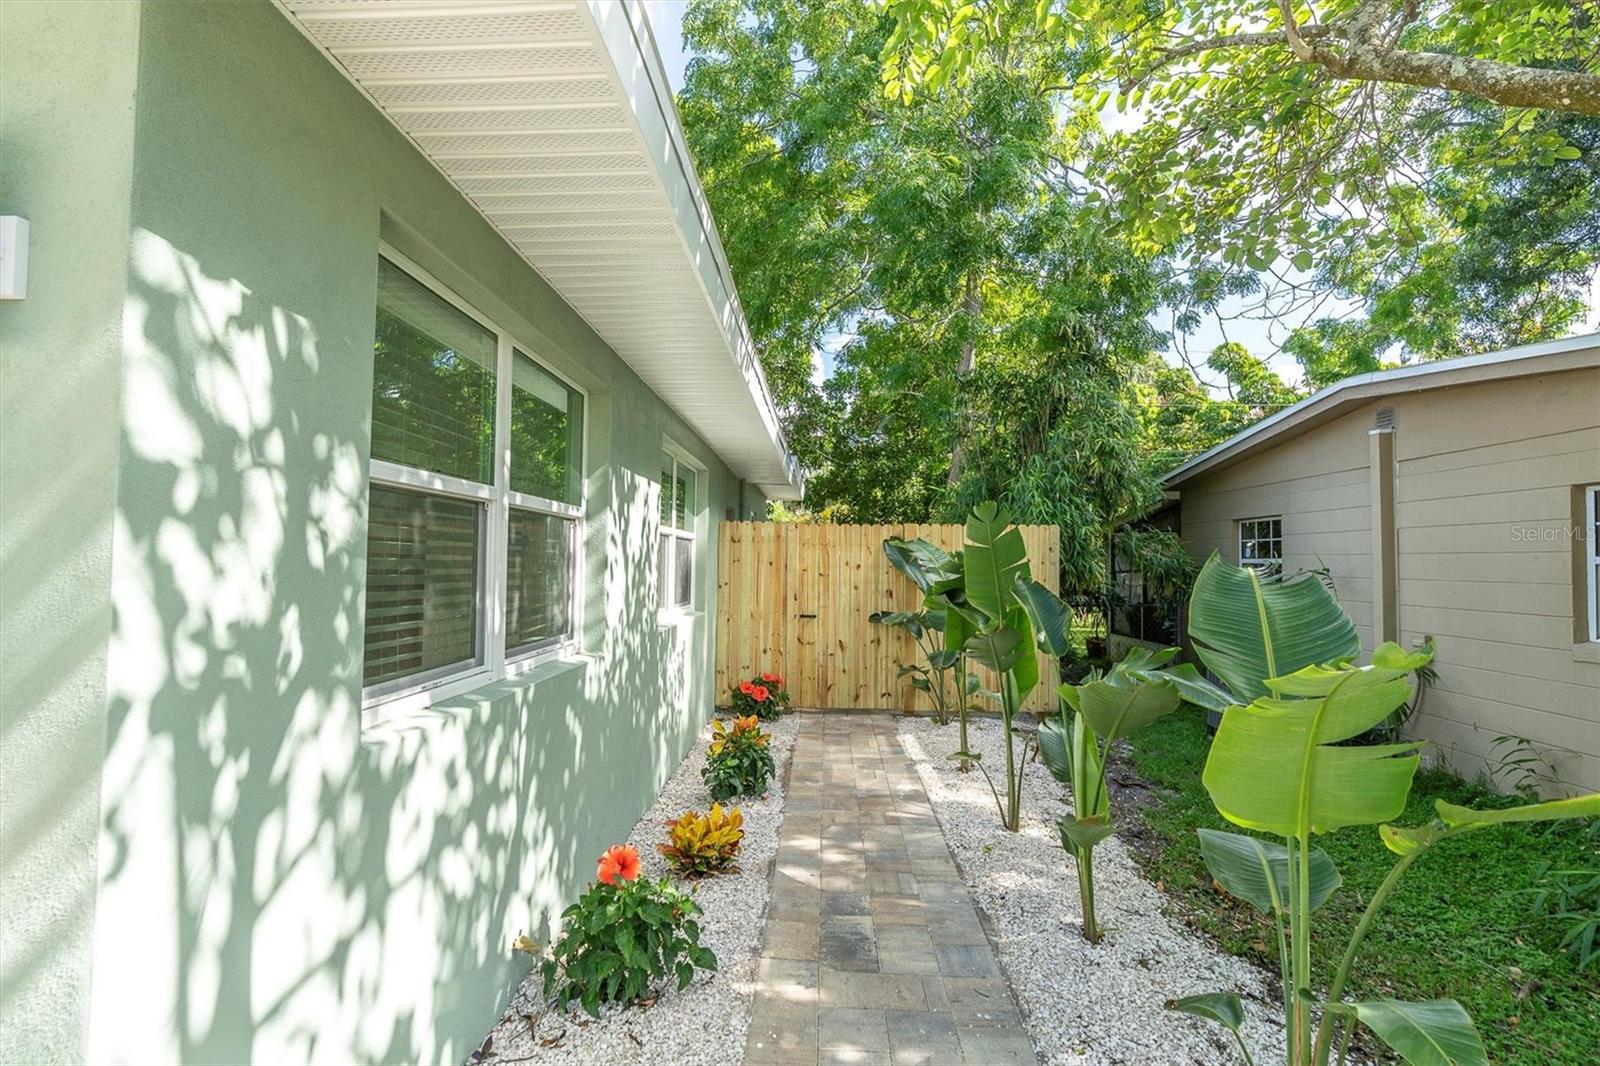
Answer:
0;3;142;1062
1;2;765;1062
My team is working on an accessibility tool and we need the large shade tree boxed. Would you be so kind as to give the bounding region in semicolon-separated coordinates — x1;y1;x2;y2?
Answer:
881;0;1600;373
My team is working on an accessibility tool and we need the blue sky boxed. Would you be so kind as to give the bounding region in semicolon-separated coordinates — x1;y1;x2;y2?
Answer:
641;0;1598;392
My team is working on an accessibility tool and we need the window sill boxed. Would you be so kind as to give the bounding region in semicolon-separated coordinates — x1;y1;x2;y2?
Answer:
1573;642;1600;664
658;608;704;630
361;651;588;730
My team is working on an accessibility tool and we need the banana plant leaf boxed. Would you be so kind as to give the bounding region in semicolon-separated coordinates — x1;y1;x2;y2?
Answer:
938;593;972;647
964;626;1023;674
1197;828;1342;914
1382;793;1600;856
1188;553;1360;704
884;537;961;594
1113;649;1234;713
1059;813;1114;855
1165;991;1245;1034
1436;793;1600;828
1202;649;1432;836
962;502;1030;625
1014;576;1072;658
869;610;924;639
1038;713;1072;786
1323;999;1486;1066
1075;670;1184;743
1004;602;1038;707
1071;711;1105;820
928;648;961;669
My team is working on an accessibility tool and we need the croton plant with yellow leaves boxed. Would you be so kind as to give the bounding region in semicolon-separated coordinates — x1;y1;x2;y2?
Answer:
659;803;745;877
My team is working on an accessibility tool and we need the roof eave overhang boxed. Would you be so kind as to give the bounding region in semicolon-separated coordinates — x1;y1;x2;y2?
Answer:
1162;333;1600;491
274;0;803;500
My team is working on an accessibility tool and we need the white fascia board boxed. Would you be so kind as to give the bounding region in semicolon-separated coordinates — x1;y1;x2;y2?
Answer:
1162;331;1600;489
586;1;802;499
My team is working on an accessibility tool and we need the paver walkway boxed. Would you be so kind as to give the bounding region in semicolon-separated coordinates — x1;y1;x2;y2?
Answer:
746;714;1038;1066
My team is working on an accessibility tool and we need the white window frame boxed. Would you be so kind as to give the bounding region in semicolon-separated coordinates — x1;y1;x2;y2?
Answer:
1239;515;1284;578
658;442;702;620
1586;484;1598;643
363;243;586;713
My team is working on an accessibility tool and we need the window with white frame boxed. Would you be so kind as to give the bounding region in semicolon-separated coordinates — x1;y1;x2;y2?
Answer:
658;450;698;612
1586;485;1598;642
362;251;584;703
1239;516;1283;577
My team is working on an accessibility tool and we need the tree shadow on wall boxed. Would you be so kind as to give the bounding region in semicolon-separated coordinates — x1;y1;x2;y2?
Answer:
97;230;708;1064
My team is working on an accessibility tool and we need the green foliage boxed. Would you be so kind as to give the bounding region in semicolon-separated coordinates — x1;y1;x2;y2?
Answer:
1167;992;1255;1066
1040;644;1229;941
1525;865;1600;972
953;502;1045;831
681;0;1172;570
732;672;791;720
1180;556;1599;1065
702;716;777;802
542;876;717;1016
659;804;746;878
1187;552;1362;705
881;1;1600;271
872;536;971;724
1128;712;1600;1065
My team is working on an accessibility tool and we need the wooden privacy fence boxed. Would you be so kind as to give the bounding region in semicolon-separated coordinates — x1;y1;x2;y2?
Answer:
715;522;1060;713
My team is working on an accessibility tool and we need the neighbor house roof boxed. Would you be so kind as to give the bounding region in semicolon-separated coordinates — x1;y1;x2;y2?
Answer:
1162;331;1600;489
274;0;803;500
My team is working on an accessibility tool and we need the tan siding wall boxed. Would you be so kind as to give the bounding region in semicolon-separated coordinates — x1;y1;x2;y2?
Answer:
1391;368;1600;793
1179;406;1377;649
1176;364;1600;794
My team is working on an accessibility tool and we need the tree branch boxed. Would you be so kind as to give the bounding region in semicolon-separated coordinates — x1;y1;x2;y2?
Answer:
1125;9;1600;116
1320;41;1600;116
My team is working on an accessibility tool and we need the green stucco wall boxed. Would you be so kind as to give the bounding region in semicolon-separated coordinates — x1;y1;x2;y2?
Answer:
0;4;141;1062
5;2;745;1062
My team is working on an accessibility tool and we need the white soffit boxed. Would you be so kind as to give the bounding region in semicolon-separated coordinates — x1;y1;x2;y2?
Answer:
275;0;803;499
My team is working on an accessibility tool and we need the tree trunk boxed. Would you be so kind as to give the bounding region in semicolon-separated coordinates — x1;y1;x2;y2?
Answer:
946;268;982;487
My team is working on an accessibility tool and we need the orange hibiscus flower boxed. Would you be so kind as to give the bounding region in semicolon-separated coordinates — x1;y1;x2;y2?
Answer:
739;680;755;695
753;685;770;702
597;844;641;885
761;672;777;682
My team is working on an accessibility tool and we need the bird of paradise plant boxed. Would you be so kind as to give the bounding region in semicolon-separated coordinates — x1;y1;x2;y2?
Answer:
1166;554;1600;1066
1036;645;1230;942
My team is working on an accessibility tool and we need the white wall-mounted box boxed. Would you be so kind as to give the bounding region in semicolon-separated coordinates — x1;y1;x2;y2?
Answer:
0;216;30;300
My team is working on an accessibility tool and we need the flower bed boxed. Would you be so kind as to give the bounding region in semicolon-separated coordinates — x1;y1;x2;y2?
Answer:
898;715;1290;1065
475;714;799;1066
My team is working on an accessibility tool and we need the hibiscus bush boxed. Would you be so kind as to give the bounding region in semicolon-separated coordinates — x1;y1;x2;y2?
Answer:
542;844;717;1017
701;715;776;802
731;670;791;720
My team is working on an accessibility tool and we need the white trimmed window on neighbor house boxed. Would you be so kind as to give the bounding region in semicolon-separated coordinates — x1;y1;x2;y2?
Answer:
362;248;585;708
1586;484;1599;642
1239;516;1283;577
659;448;699;614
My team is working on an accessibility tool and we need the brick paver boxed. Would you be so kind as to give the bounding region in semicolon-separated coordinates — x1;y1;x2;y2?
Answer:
746;715;1038;1066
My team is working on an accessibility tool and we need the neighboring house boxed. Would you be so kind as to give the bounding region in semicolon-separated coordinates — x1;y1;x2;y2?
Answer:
1;2;802;1064
1138;334;1600;795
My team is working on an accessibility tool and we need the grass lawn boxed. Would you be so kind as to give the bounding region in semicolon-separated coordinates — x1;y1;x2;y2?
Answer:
1118;708;1600;1065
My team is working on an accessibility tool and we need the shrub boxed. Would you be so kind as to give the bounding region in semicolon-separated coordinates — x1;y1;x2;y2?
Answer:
659;803;744;877
542;844;717;1017
731;671;790;720
702;715;775;802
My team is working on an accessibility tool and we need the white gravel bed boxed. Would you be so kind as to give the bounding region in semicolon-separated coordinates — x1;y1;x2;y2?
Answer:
899;715;1290;1066
474;713;799;1066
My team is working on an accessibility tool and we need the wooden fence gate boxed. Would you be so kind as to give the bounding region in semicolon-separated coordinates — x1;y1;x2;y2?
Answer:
715;522;1060;713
